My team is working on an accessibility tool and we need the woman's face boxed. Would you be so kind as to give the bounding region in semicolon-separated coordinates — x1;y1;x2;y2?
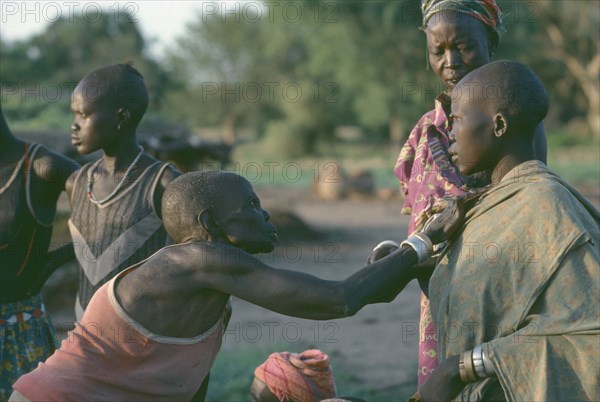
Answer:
425;10;496;91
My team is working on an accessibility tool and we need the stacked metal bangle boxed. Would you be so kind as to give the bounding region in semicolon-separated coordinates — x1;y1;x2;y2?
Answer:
462;350;478;382
459;346;496;383
372;240;400;253
400;232;433;264
481;345;496;377
472;345;488;379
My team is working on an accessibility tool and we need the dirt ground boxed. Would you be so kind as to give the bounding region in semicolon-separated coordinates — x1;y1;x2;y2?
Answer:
42;184;600;397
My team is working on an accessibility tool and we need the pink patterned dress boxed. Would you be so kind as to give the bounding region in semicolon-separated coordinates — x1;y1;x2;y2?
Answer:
394;93;467;386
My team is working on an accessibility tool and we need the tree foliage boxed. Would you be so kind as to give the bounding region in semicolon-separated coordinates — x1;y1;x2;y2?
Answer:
163;0;598;148
1;0;598;148
1;10;169;130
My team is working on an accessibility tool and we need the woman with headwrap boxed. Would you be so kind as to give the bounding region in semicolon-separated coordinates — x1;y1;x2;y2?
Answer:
392;0;547;394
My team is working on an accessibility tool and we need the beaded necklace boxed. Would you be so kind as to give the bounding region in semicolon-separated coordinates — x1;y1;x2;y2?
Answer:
87;147;144;206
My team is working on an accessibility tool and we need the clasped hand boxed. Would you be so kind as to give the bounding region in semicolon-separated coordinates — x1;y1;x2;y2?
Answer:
367;196;466;265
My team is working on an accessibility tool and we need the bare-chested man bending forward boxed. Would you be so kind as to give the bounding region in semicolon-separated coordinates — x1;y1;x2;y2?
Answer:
12;171;463;401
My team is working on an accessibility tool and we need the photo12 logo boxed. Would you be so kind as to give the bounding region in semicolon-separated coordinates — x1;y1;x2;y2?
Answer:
1;2;139;24
200;82;339;104
199;1;339;24
2;82;77;103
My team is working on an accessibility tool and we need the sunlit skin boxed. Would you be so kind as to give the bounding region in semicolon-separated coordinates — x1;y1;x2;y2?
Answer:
425;10;496;91
423;10;547;164
9;165;467;399
66;71;179;216
448;71;538;186
201;177;279;254
213;182;277;254
70;81;124;156
68;78;149;202
447;87;497;177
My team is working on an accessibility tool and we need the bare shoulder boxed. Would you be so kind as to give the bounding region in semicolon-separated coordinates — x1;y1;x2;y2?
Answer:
65;164;85;203
141;242;228;289
163;242;263;278
158;164;182;190
32;145;80;184
28;146;80;210
152;163;181;218
158;242;214;270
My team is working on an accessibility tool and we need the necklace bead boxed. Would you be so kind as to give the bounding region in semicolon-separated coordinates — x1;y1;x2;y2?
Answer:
87;147;144;206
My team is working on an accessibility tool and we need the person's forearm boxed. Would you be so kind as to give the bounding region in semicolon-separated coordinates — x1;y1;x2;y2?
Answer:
269;246;420;320
196;242;422;321
341;245;420;316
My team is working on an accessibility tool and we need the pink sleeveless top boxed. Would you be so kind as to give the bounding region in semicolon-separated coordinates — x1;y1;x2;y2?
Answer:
13;266;226;401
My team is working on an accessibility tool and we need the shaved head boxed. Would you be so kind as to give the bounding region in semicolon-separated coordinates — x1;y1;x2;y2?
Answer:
456;60;549;135
162;171;248;243
77;63;149;127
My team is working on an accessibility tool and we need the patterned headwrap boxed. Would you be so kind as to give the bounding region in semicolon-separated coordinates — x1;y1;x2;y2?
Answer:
254;349;337;402
421;0;505;32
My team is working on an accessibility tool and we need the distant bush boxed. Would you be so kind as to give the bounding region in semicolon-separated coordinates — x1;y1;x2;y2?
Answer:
261;120;312;159
547;127;597;148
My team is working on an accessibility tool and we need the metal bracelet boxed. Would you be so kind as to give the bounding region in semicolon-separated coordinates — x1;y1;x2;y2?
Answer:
413;232;434;255
400;236;430;264
372;240;400;253
472;344;488;379
463;350;478;382
481;345;496;377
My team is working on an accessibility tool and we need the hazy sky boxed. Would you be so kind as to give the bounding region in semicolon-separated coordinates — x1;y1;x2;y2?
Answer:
0;1;210;57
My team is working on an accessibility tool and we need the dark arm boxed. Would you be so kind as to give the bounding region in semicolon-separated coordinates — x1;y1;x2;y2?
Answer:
33;147;80;206
194;242;420;320
189;196;465;320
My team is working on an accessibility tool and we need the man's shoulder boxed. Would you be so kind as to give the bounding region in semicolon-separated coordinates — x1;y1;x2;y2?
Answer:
33;145;80;180
154;242;258;286
158;241;245;266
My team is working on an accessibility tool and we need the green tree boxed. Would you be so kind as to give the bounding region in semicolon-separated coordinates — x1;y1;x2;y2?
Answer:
498;0;599;137
164;10;265;143
165;1;429;154
1;10;169;130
